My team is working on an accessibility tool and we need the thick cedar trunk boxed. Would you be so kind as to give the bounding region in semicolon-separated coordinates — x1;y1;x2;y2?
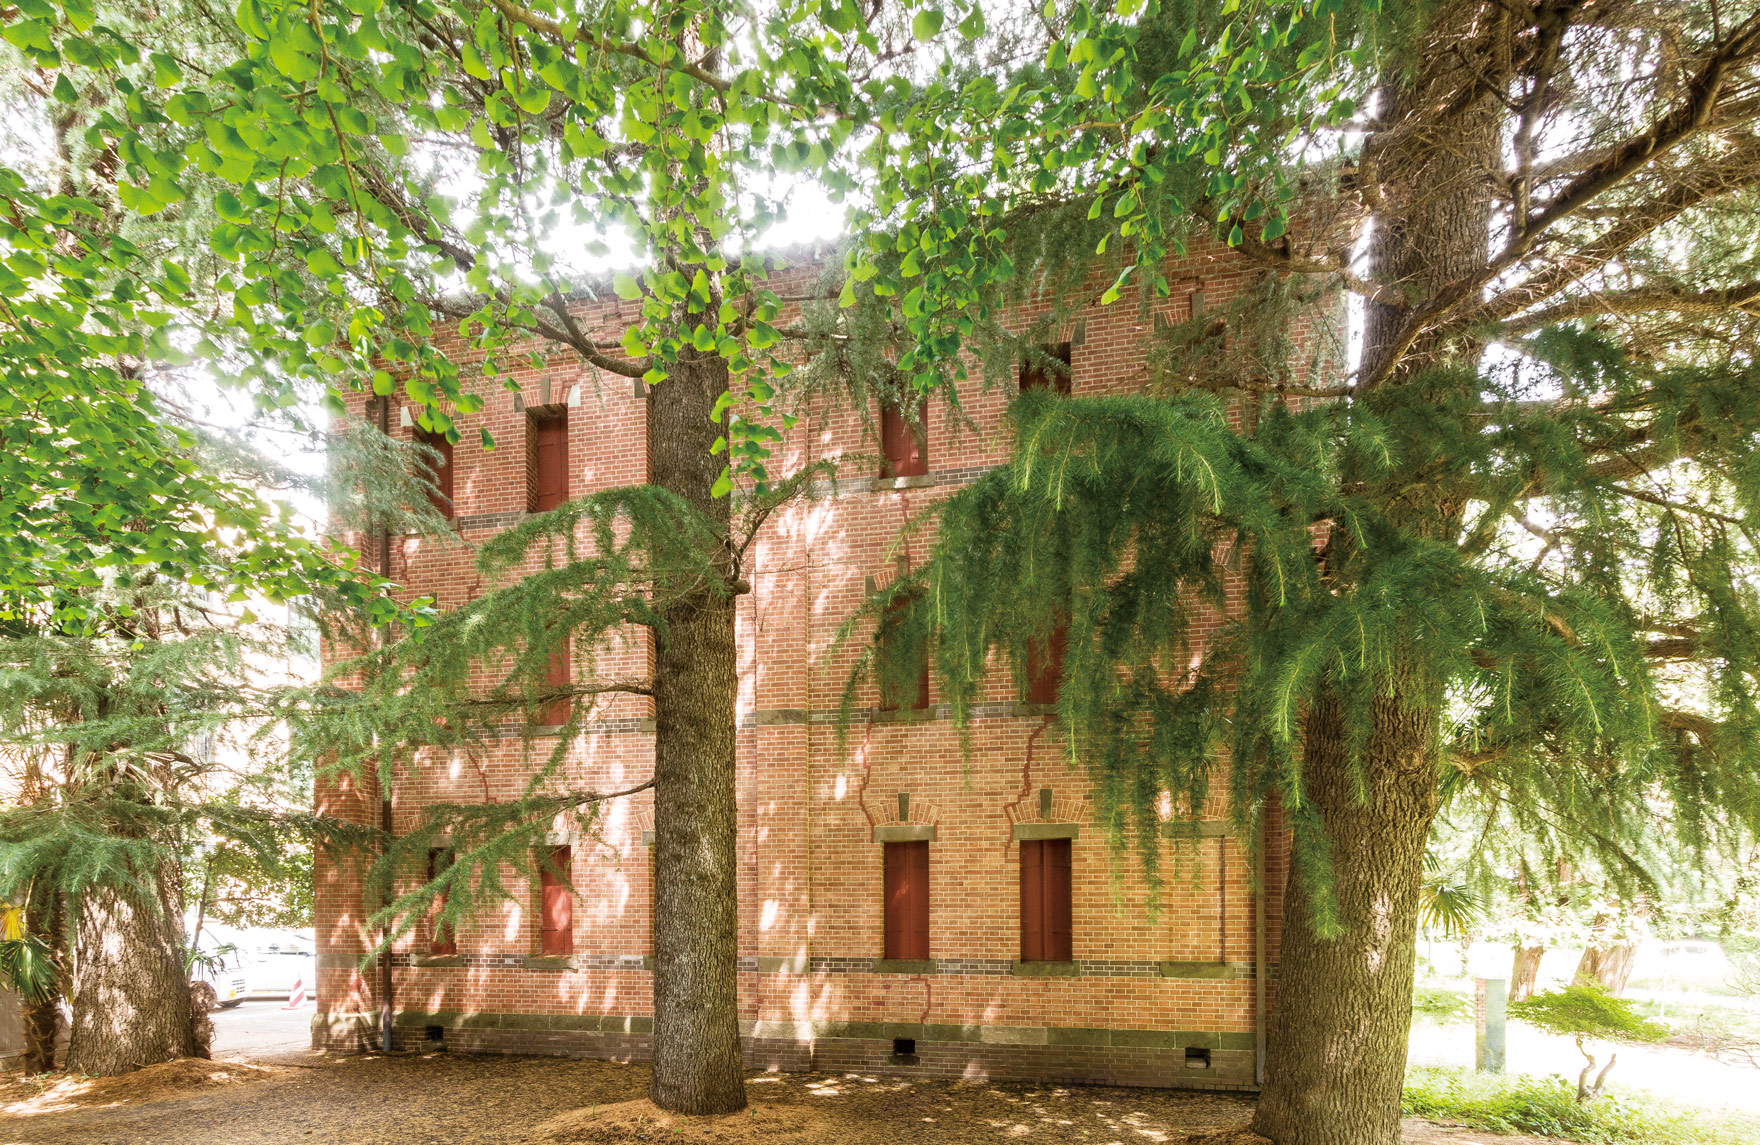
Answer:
67;869;195;1076
1251;692;1442;1145
646;345;746;1114
1575;944;1637;996
1253;8;1500;1142
1511;944;1546;1001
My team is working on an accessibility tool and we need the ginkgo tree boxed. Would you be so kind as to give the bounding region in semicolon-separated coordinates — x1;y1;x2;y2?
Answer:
0;165;402;625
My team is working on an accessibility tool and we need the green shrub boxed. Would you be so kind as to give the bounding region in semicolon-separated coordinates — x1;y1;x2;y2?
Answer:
1510;981;1670;1101
1511;983;1671;1045
1403;1066;1758;1144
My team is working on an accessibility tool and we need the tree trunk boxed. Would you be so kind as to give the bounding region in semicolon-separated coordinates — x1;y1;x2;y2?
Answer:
21;998;61;1074
1510;944;1546;1001
645;342;746;1115
1253;8;1501;1142
66;869;195;1076
1575;943;1637;995
20;887;63;1074
1250;691;1442;1145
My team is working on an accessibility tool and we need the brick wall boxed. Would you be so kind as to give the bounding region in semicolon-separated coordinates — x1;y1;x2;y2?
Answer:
313;243;1308;1089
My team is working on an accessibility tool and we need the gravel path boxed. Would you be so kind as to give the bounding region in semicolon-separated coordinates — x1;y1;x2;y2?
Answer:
0;1050;1556;1145
209;1000;315;1060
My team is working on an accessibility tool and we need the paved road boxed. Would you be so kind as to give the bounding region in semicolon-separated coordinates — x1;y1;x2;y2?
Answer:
211;999;314;1060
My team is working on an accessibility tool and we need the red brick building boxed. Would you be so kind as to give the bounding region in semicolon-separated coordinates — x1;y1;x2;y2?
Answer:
312;246;1302;1090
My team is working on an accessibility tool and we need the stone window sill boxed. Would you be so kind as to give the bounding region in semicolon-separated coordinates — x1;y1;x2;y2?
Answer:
1159;960;1236;979
1012;960;1080;978
413;954;464;968
872;958;937;975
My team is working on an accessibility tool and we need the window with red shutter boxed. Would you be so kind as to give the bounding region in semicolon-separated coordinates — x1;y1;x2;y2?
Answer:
538;635;571;726
878;398;928;478
413;428;455;520
539;845;573;956
1024;622;1068;706
526;408;568;512
1019;342;1073;394
882;840;931;960
1019;838;1073;962
427;848;457;955
878;597;930;711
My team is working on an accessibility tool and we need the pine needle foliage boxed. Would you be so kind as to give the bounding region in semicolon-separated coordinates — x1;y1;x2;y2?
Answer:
848;324;1760;932
0;569;379;1064
297;463;833;957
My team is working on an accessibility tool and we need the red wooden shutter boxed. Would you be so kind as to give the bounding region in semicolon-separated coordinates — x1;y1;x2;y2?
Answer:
1020;840;1045;961
883;841;930;960
879;399;928;477
1019;342;1073;394
427;848;456;955
539;845;572;956
1045;837;1073;961
413;429;455;520
878;598;930;711
538;635;571;726
528;411;568;511
908;840;930;957
1024;622;1068;705
1020;838;1073;961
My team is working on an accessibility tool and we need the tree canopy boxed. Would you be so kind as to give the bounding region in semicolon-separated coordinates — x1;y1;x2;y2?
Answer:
9;0;1760;1138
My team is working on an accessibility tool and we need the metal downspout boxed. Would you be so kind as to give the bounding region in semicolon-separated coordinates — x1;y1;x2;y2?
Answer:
1253;814;1267;1087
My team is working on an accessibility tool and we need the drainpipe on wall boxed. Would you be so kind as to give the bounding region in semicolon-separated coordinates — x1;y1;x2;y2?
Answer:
1253;814;1267;1088
376;396;396;1055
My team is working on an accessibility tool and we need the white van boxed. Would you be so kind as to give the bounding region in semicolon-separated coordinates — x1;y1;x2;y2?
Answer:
190;928;249;1009
236;929;316;997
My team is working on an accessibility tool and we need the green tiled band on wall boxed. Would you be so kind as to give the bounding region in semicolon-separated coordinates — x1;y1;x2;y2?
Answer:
386;1010;1253;1052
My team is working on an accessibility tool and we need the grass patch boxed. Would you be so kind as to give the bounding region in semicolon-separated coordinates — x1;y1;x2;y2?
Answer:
1627;997;1760;1040
1402;1066;1760;1144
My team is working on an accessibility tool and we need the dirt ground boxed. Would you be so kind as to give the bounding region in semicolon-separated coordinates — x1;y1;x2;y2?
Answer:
0;1051;1559;1145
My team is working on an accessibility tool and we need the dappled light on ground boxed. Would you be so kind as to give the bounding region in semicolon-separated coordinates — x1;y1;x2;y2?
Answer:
0;1052;1578;1144
0;1059;277;1116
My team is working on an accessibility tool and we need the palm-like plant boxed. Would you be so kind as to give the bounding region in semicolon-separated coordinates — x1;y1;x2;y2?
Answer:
0;903;59;1004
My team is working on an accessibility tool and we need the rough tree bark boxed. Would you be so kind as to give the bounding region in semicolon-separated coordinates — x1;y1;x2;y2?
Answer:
20;997;61;1074
1251;7;1502;1143
66;867;195;1076
1575;943;1637;995
1250;692;1443;1145
1511;945;1547;1001
645;336;747;1114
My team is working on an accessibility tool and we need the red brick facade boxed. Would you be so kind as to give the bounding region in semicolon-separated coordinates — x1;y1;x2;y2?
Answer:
312;246;1304;1089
